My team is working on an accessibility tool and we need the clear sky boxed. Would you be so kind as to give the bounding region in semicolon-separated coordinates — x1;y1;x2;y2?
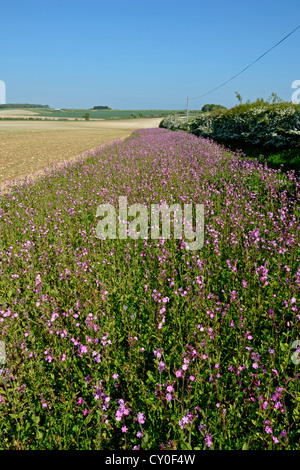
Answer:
1;0;300;109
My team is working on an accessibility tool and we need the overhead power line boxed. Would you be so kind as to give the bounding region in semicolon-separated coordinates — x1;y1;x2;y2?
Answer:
189;24;300;102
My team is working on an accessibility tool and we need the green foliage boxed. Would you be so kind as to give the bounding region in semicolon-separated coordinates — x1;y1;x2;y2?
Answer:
211;101;300;150
268;92;283;105
162;100;300;158
235;92;243;105
82;112;90;121
159;115;187;130
201;104;227;112
92;106;111;110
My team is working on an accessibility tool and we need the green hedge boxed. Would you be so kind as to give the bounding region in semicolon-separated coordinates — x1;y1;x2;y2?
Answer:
160;102;300;150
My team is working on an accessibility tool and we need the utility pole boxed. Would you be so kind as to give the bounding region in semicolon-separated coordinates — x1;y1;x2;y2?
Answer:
186;96;189;123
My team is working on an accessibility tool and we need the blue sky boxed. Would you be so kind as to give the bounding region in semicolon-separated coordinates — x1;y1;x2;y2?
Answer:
1;0;300;109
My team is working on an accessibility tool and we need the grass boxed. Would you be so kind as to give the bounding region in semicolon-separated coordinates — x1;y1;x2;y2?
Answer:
216;141;300;174
0;128;299;450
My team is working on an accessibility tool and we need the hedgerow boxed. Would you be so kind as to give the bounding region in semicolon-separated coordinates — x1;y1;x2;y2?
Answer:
160;101;300;151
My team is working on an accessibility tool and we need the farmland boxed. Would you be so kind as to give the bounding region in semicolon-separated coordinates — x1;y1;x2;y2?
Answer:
0;127;299;450
0;108;186;120
0;118;162;190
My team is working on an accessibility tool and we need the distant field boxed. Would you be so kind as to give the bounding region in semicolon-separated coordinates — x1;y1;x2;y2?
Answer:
0;108;185;120
0;117;162;190
35;108;184;119
0;109;40;118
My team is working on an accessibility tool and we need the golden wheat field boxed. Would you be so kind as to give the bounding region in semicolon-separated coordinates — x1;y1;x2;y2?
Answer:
0;117;162;191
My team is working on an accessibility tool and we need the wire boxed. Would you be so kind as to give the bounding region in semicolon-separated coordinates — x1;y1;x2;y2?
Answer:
189;24;300;101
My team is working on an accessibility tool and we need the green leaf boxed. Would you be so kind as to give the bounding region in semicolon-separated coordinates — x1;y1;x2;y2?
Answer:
33;415;40;424
143;432;149;444
181;442;192;450
146;371;154;382
294;393;300;402
280;342;289;353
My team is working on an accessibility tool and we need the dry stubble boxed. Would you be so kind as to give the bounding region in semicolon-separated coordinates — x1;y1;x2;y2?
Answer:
0;118;162;191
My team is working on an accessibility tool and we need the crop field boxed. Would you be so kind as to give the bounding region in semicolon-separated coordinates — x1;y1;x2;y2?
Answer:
0;108;185;120
37;109;181;120
0;127;299;450
0;118;162;190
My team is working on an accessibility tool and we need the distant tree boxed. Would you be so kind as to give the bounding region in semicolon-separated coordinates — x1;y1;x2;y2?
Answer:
92;106;111;110
82;112;90;120
201;104;227;112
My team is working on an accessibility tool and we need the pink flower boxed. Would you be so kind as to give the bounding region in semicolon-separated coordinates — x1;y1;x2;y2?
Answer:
154;349;162;358
205;433;212;448
166;393;173;401
265;426;273;434
121;426;128;433
175;370;182;378
137;412;145;424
